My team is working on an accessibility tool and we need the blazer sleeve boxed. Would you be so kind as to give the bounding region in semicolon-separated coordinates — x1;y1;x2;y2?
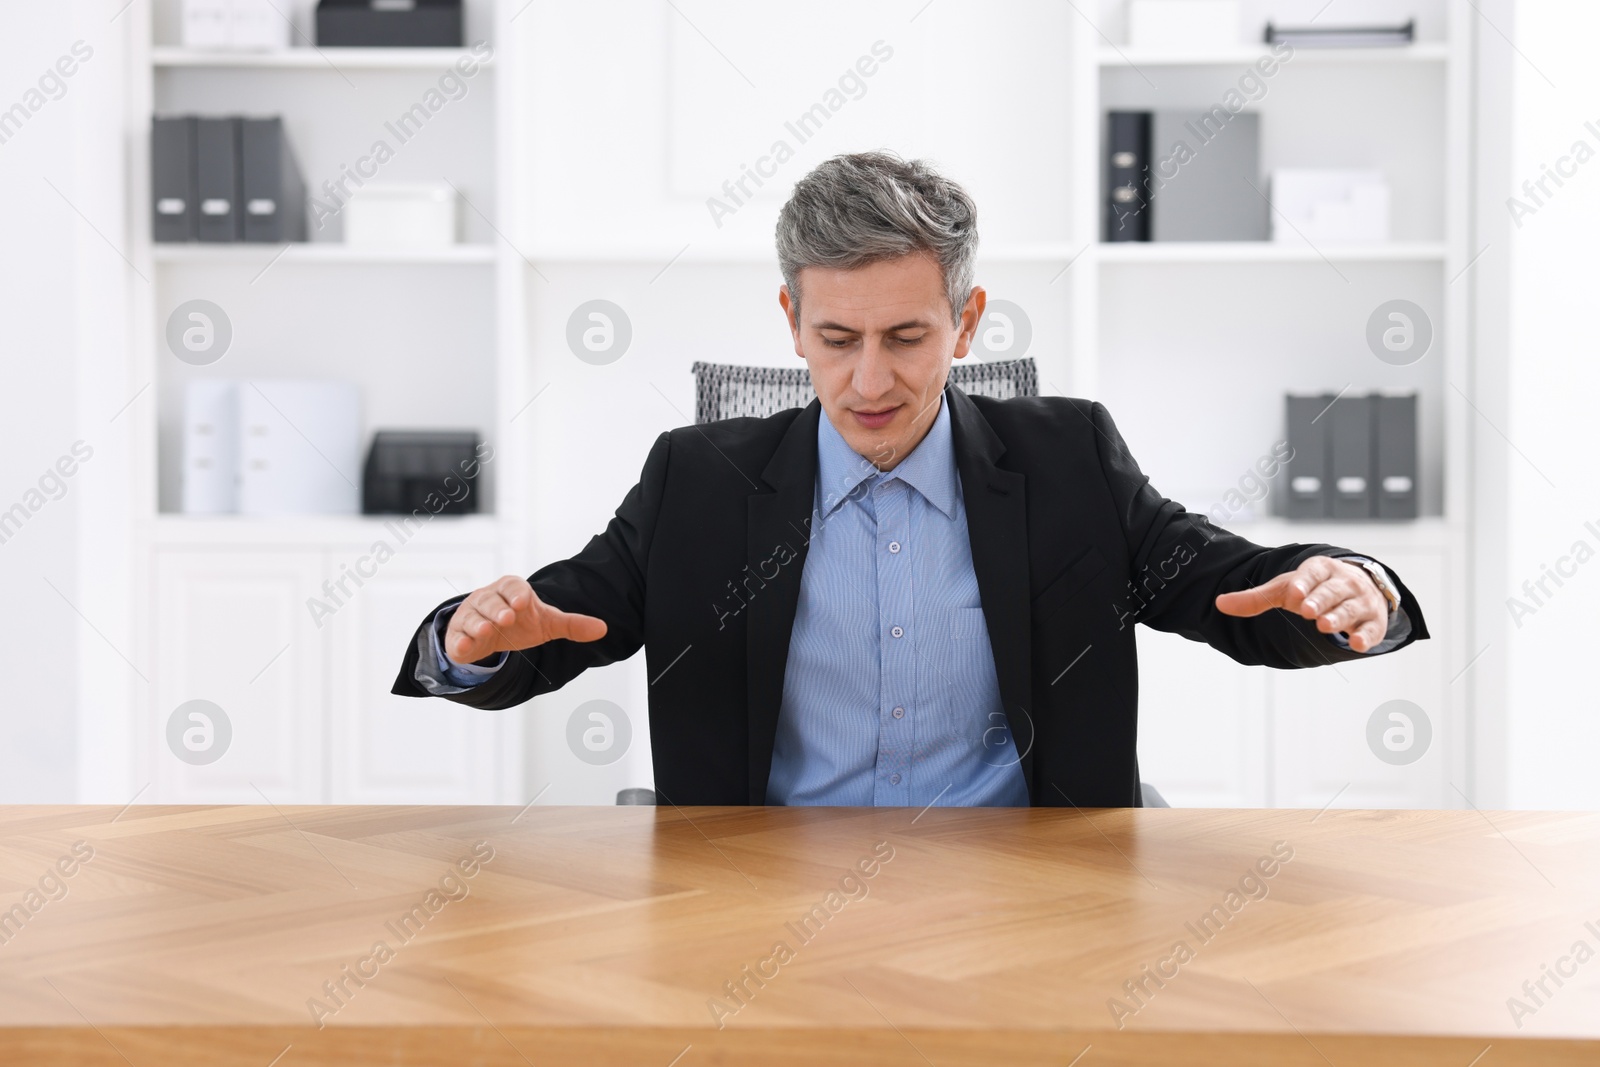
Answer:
1087;400;1430;668
390;431;673;708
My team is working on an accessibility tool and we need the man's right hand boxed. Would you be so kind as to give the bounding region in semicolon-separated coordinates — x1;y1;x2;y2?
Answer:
444;575;608;667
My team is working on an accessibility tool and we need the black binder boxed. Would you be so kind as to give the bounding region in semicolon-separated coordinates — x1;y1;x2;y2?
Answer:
1106;111;1150;242
240;117;306;243
151;116;197;242
195;117;241;242
1328;395;1374;519
1284;394;1329;518
1374;392;1419;519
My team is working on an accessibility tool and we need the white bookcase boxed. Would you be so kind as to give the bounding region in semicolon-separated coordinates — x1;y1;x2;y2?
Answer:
1072;0;1472;808
109;0;529;805
94;0;1479;809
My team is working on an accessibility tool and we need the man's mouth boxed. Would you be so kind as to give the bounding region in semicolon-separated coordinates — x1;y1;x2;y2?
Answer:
851;405;901;430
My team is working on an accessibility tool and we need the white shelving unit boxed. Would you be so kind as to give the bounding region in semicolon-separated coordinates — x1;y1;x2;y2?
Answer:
107;0;527;806
1068;1;1472;808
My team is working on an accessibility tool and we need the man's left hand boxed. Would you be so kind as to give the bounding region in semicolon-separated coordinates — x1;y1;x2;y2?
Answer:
1213;555;1390;653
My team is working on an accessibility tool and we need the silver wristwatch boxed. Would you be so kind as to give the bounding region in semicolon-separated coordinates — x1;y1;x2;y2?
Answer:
1350;558;1402;616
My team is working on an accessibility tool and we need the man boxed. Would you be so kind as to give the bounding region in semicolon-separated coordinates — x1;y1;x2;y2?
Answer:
392;151;1427;808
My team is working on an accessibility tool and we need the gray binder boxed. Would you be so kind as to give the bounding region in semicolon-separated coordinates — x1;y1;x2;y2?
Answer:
152;116;197;242
1374;392;1418;519
1328;395;1373;519
1284;394;1329;519
196;117;241;242
240;117;306;243
1151;110;1267;241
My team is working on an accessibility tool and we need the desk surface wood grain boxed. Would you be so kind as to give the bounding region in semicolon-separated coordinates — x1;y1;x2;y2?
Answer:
0;805;1595;1066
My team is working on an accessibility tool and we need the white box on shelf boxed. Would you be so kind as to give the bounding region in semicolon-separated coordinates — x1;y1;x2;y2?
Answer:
181;0;230;48
238;380;362;516
182;0;290;51
344;183;458;247
228;0;291;51
1127;0;1241;50
1270;169;1391;244
181;380;240;514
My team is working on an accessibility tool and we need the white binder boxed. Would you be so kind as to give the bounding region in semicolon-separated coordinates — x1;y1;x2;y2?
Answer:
238;380;362;516
181;380;240;514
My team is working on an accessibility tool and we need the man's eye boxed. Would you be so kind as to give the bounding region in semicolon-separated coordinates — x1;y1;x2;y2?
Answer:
823;337;853;348
894;334;925;346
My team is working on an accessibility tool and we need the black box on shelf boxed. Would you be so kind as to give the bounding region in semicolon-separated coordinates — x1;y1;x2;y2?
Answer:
362;430;481;515
316;0;463;47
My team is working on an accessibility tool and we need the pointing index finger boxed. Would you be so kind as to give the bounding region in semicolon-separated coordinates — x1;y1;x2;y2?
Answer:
1216;570;1294;615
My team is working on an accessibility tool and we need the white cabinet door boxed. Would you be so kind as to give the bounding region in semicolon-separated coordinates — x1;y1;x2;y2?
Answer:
1135;626;1269;807
325;546;503;804
153;549;327;804
1267;548;1449;810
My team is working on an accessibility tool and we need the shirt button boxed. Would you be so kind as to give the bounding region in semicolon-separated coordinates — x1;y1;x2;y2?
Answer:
890;773;901;785
892;706;904;718
888;541;901;553
890;626;904;638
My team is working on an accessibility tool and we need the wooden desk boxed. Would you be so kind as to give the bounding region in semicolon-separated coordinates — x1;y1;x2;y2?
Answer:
0;805;1595;1065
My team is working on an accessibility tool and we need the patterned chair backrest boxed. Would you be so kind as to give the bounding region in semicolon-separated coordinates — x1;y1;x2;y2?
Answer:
690;357;1039;425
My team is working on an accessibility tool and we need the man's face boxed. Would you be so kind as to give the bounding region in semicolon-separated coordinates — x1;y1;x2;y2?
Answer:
780;252;984;471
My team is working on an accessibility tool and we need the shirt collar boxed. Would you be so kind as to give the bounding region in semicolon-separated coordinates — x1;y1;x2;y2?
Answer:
816;392;959;520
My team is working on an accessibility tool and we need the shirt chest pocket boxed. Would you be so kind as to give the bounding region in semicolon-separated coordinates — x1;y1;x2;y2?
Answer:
915;605;990;648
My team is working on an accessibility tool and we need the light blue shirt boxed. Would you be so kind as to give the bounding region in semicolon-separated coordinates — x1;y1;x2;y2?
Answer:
765;395;1030;806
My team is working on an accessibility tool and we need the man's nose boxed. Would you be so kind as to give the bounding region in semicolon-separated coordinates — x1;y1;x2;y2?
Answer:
852;338;895;401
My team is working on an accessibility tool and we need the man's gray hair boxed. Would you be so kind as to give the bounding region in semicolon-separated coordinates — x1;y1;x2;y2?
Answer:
776;151;978;328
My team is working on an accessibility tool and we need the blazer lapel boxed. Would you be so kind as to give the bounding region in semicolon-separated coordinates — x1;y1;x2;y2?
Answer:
947;385;1036;798
745;400;821;803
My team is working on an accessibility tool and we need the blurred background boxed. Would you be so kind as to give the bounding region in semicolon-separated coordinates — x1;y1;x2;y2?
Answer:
0;0;1590;812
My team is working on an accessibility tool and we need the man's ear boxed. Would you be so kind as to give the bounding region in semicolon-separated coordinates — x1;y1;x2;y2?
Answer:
951;285;987;361
779;285;804;359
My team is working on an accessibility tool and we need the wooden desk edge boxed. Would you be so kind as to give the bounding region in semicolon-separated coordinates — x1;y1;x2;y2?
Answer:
3;1025;1593;1067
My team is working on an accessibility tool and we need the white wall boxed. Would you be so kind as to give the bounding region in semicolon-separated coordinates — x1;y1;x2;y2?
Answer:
1501;0;1600;807
0;0;132;799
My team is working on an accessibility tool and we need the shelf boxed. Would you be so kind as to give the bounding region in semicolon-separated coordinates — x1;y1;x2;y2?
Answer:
151;46;493;70
1097;43;1449;67
150;513;501;548
1096;241;1448;264
152;243;497;265
522;243;1089;265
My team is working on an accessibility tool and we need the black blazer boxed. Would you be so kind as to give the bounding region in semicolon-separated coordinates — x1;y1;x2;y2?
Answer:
392;384;1429;807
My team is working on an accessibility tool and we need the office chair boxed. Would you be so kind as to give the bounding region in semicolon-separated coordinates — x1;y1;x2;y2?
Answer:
617;357;1168;809
690;357;1040;424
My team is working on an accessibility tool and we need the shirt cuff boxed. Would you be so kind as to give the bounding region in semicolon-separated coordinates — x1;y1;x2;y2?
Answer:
412;601;508;695
1326;555;1410;655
